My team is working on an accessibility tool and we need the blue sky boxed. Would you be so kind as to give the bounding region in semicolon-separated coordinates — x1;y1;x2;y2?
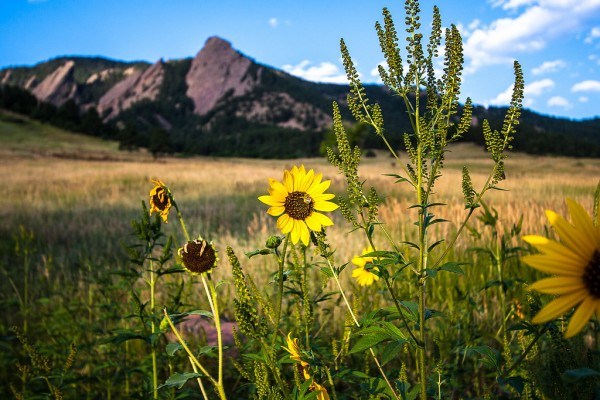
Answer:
1;0;600;119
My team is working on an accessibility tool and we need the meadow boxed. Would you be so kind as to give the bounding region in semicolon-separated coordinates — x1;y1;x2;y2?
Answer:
1;109;600;399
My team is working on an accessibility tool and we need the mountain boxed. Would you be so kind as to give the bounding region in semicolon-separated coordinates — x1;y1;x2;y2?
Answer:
1;36;599;158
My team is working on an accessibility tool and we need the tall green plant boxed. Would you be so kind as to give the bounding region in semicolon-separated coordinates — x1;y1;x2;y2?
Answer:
330;1;524;398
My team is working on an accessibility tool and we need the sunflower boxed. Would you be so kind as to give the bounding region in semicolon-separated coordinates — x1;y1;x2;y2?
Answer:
282;333;330;399
352;246;380;287
149;179;172;222
522;198;600;338
258;165;338;246
283;333;310;380
178;239;218;274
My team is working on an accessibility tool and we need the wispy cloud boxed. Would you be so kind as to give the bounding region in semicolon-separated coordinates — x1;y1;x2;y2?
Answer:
268;18;279;28
532;59;566;75
464;0;600;73
571;79;600;92
584;26;600;43
488;78;554;106
282;60;349;84
547;96;572;109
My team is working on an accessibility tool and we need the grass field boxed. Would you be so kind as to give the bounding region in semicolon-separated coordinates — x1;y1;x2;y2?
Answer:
2;110;600;399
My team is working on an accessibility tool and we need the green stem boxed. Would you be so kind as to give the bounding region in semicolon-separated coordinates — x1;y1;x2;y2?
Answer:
273;235;290;341
150;262;158;400
204;275;225;391
189;355;209;400
364;234;420;346
162;309;218;385
258;338;290;397
325;258;400;400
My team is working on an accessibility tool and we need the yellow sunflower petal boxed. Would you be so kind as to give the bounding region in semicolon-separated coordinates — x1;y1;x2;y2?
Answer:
307;173;323;193
312;193;335;201
314;200;339;212
258;195;282;207
521;254;583;277
523;235;586;264
268;206;285;216
290;220;301;244
305;214;322;231
299;168;315;193
546;210;595;259
268;179;288;199
277;214;293;234
283;170;294;193
566;198;600;248
565;297;597;338
299;222;310;246
352;256;366;267
310;179;332;196
532;290;587;324
528;277;585;295
311;212;334;227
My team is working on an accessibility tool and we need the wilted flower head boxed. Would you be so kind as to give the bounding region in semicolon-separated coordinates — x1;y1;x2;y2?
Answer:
522;198;600;338
283;333;310;380
351;246;380;287
178;239;218;274
259;165;338;246
149;179;172;222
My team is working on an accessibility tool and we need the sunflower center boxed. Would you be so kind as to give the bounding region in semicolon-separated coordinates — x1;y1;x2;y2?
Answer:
152;189;169;210
284;191;314;220
582;251;600;298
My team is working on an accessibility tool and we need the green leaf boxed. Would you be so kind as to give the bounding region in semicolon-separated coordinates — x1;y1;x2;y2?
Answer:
465;346;501;371
564;368;600;381
499;375;525;394
381;341;404;366
437;262;465;275
245;248;272;258
349;333;389;354
320;266;334;278
166;342;183;357
157;372;203;390
101;331;148;345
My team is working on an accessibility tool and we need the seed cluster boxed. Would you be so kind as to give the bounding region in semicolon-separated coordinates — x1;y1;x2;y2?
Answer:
582;251;600;298
179;239;217;274
284;191;314;220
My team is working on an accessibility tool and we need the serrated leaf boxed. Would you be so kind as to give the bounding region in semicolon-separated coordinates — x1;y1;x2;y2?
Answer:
157;372;203;390
349;333;389;354
320;267;334;278
381;341;405;366
437;262;465;275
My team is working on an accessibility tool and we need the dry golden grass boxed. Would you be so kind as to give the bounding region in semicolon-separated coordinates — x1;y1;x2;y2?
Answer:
2;141;598;321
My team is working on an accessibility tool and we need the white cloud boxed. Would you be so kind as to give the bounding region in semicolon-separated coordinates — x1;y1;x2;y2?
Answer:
526;78;555;96
547;95;572;108
282;60;349;84
572;80;600;92
491;0;537;10
579;96;589;102
268;18;279;28
488;78;554;106
532;59;566;75
464;0;600;73
585;26;600;43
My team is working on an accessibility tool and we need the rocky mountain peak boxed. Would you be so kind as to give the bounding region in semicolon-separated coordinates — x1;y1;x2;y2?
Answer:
186;36;259;116
98;59;165;119
32;60;77;106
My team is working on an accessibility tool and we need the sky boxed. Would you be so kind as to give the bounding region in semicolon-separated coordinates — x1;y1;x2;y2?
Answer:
1;0;600;119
